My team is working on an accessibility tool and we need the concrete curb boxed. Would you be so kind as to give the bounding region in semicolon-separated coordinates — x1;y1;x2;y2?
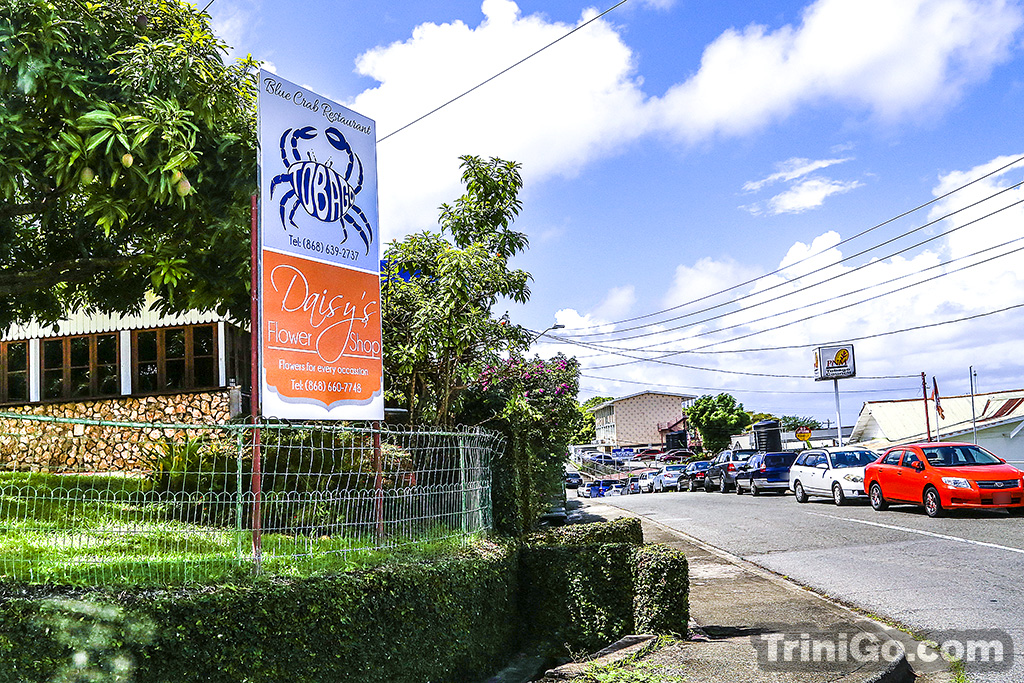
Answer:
576;500;924;683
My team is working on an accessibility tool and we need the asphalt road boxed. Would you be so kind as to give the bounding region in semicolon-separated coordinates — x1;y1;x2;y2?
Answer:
594;485;1024;683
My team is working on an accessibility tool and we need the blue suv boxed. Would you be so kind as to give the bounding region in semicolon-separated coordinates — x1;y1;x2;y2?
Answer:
735;452;798;495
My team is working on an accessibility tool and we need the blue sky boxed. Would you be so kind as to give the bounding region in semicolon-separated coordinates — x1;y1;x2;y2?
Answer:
212;0;1024;424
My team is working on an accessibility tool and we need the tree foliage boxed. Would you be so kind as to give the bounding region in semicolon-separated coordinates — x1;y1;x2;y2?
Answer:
685;393;752;453
0;0;257;329
572;395;613;445
381;156;533;426
746;412;823;431
458;353;583;534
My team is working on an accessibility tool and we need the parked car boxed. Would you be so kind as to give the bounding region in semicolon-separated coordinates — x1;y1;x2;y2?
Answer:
580;478;620;498
634;448;663;461
789;447;879;505
657;449;694;463
564;471;583;489
735;452;797;495
653;464;688;492
588;453;622;467
864;442;1024;518
638;471;658;493
623;475;642;494
679;461;710;491
705;449;758;492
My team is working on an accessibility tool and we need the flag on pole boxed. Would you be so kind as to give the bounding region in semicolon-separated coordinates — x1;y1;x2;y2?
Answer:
932;377;945;419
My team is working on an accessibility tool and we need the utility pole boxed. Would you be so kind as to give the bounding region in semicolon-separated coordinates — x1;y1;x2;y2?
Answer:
921;372;932;442
970;366;978;444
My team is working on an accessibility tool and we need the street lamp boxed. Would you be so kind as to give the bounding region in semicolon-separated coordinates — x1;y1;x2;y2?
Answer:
531;324;564;343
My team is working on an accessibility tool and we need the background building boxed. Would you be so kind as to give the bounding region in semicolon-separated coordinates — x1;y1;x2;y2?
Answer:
848;389;1024;466
590;391;696;449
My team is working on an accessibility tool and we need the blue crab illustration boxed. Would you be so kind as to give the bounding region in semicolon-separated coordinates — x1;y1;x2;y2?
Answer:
269;126;373;254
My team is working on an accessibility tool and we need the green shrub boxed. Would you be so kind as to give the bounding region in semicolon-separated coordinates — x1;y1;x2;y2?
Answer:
519;542;636;653
632;544;689;636
0;541;520;683
528;517;643;547
0;520;689;682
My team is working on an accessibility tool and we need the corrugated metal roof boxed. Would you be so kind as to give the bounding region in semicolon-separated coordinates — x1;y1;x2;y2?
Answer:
2;295;233;341
849;389;1024;446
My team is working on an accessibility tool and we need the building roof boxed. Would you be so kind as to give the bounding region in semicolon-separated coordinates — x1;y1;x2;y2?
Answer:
849;389;1024;449
588;390;697;413
2;295;237;342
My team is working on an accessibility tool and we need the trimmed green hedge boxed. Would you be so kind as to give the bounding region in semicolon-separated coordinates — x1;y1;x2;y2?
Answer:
0;542;520;683
633;544;689;636
0;520;689;682
527;517;643;547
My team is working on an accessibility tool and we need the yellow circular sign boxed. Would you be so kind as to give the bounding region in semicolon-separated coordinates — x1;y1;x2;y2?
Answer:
833;348;849;365
795;426;812;441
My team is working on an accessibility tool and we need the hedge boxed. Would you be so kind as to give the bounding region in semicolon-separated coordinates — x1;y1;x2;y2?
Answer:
0;520;689;682
633;544;690;636
0;542;519;683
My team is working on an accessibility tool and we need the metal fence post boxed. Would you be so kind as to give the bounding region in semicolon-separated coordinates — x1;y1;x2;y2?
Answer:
373;422;383;539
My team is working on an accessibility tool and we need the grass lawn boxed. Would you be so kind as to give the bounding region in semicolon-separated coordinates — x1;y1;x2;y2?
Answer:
0;471;478;586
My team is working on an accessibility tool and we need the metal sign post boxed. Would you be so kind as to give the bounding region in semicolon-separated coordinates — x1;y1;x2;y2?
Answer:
833;379;843;446
814;344;855;446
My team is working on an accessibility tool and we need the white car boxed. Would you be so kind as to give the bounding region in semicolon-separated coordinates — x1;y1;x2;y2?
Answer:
789;447;880;505
638;471;658;493
653;464;688;492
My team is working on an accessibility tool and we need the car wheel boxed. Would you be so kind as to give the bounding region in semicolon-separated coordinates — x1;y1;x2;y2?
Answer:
720;480;731;493
924;487;944;518
832;483;847;506
794;481;808;503
735;480;743;495
751;483;760;496
869;482;888;511
704;478;714;492
688;480;696;492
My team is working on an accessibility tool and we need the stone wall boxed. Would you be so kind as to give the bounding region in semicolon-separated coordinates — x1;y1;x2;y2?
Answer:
0;391;236;473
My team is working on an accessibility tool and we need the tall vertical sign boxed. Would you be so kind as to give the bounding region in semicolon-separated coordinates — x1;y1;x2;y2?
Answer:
257;70;383;420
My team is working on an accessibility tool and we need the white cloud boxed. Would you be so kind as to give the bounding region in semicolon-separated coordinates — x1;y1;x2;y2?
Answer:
342;0;1020;240
653;0;1022;142
662;256;763;310
209;0;261;63
743;156;853;192
594;285;637;320
349;0;649;239
764;177;864;214
574;153;1024;405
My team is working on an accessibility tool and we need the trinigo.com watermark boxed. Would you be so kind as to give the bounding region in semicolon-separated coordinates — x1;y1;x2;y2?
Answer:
751;625;1013;672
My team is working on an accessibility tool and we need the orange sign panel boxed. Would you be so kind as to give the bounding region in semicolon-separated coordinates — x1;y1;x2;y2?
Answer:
262;249;382;412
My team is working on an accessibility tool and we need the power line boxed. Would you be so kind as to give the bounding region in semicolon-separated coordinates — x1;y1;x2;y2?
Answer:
563;177;1024;342
378;0;630;143
580;374;917;395
576;300;1024;370
562;153;1024;334
569;210;1024;360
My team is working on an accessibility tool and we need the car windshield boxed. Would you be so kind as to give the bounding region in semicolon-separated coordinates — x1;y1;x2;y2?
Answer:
665;465;686;472
829;450;877;468
692;462;710;470
764;454;796;467
922;445;1003;467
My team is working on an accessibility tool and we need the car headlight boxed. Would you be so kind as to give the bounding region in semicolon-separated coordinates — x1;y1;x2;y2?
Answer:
842;474;863;483
941;477;972;489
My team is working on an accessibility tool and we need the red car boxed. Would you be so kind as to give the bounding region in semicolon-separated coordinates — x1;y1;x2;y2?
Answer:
864;442;1024;518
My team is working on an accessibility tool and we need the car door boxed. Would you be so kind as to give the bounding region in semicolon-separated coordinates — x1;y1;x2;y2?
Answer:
802;453;828;494
874;449;905;500
894;450;926;503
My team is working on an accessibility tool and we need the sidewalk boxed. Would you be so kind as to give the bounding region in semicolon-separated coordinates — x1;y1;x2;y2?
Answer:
540;498;952;683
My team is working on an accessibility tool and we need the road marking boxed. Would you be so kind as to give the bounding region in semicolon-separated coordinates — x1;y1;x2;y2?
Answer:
805;511;1024;555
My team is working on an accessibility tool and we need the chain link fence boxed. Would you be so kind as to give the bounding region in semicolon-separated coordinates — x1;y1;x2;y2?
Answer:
0;412;501;585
